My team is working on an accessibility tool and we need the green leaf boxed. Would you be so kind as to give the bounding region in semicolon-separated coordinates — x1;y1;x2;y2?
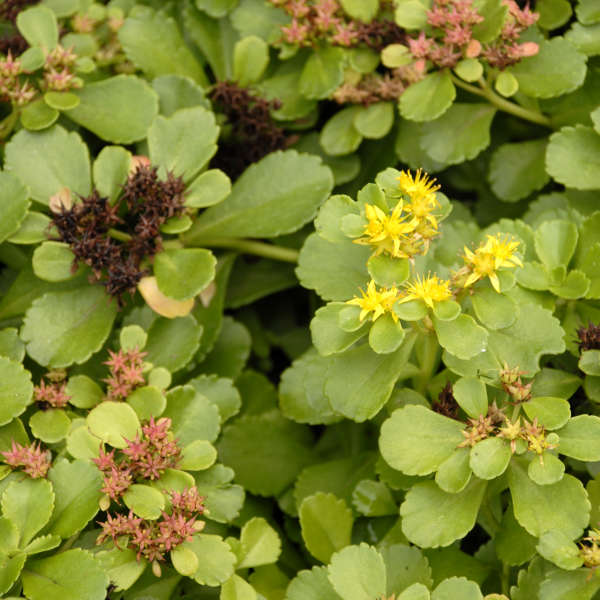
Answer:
508;460;589;538
534;219;578;268
4;125;90;205
279;349;342;425
421;104;496;165
432;300;461;322
495;504;538;566
153;74;210;117
537;530;583;570
233;35;269;86
325;336;417;422
16;5;58;49
123;484;166;520
217;411;313;496
538;568;600;600
340;0;379;20
369;314;406;354
454;58;484;82
395;0;430;29
399;70;456;122
144;315;202;372
44;91;79;110
1;478;54;546
297;233;370;302
119;8;208;85
379;405;464;476
196;0;238;18
320;107;363;156
46;459;101;538
96;547;146;592
470;288;518;330
0;328;25;362
488;139;549;202
580;350;600;376
380;544;432;595
299;493;353;563
126;386;166;421
401;479;487;548
576;0;600;23
432;577;482;600
286;566;340;600
21;97;59;132
7;211;51;245
20;286;117;367
565;22;600;56
523;397;571;430
0;357;33;426
299;46;344;100
185;169;232;208
22;533;60;555
238;516;281;568
65;375;103;409
86;401;141;449
66;424;102;460
29;409;70;443
93;146;131;203
353;102;395;139
185;151;333;240
163;385;220;445
398;583;430;600
352;479;397;516
528;452;565;485
367;255;410;288
0;553;26;596
328;544;386;600
148;107;218;183
537;0;573;30
154;249;216;301
556;415;600;461
32;242;78;282
0;172;29;244
21;548;109;600
179;439;217;470
509;38;587;98
311;304;366;356
189;374;241;424
472;0;508;41
184;534;236;586
495;71;519;97
453;377;488;418
220;574;257;600
395;118;446;173
435;448;472;493
193;464;244;523
68;75;158;144
434;314;488;360
546;125;600;190
469;438;511;480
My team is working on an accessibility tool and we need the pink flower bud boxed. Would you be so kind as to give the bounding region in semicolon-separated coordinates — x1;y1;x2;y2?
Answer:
465;39;482;58
519;41;539;57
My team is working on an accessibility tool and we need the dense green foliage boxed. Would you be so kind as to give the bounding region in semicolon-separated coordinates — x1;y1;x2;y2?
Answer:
0;0;599;599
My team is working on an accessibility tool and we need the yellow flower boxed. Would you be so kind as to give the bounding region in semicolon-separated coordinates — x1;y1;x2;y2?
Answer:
354;203;416;258
347;279;399;322
463;234;523;292
397;274;452;309
397;169;440;198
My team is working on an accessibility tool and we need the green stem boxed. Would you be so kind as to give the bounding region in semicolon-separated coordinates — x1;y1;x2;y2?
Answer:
108;228;133;242
412;332;440;395
450;74;553;128
58;533;79;553
501;561;510;596
195;237;300;264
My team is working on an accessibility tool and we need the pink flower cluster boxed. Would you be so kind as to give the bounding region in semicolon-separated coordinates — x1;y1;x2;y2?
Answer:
408;0;538;69
103;347;147;400
272;0;404;50
1;441;52;478
42;45;81;91
97;487;206;563
93;417;181;501
0;52;35;105
34;378;71;409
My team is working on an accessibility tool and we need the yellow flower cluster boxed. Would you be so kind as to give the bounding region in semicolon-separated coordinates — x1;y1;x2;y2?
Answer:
462;234;523;293
353;169;441;259
347;274;453;322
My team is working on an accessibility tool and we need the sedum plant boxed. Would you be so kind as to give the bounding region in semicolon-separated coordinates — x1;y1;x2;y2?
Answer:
1;0;600;599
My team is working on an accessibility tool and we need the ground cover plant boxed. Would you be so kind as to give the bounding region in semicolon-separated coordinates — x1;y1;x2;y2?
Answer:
0;0;599;599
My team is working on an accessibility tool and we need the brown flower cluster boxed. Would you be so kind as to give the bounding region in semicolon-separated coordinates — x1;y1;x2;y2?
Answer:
1;440;52;478
271;0;403;50
577;322;600;352
209;81;288;179
432;382;460;419
408;0;538;70
93;417;182;502
500;363;532;403
0;0;39;24
97;487;205;563
51;164;186;303
103;347;147;400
